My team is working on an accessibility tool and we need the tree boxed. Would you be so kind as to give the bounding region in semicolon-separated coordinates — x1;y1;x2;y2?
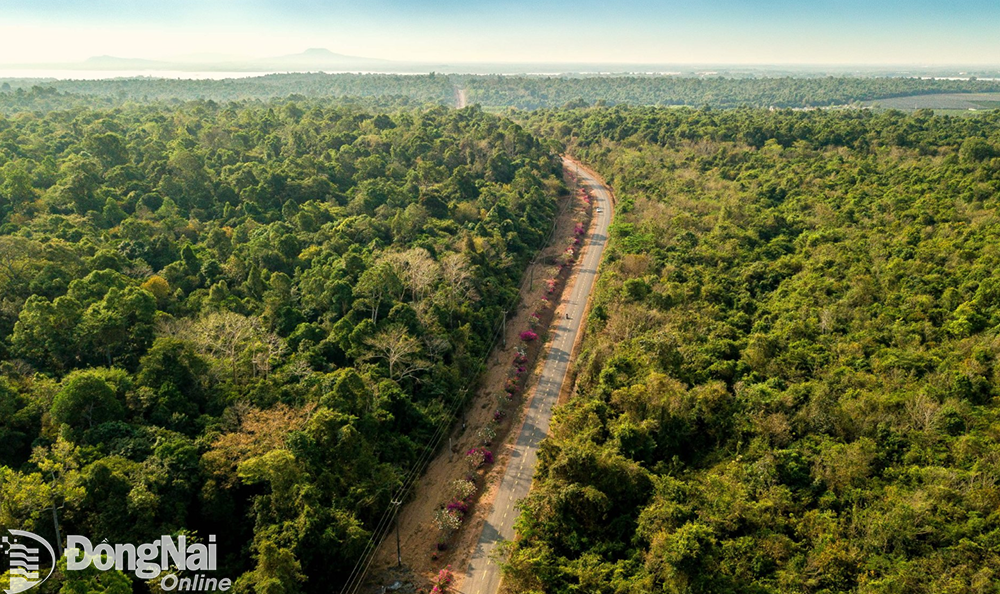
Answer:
354;262;401;324
77;286;157;368
186;311;284;385
50;372;125;440
239;539;306;594
11;294;83;371
363;325;430;381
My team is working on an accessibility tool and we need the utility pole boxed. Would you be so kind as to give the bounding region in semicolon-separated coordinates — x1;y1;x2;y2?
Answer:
48;471;63;558
392;499;402;568
50;504;63;558
502;310;507;349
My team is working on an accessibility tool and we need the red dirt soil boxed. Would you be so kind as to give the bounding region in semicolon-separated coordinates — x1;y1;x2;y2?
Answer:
364;161;594;593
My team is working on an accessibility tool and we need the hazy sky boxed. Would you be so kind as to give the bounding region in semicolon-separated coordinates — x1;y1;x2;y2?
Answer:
1;0;997;65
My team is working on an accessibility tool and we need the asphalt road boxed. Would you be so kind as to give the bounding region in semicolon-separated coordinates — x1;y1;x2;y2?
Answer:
463;157;613;594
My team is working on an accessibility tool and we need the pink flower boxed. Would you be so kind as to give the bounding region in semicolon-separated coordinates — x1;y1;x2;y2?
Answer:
520;330;538;342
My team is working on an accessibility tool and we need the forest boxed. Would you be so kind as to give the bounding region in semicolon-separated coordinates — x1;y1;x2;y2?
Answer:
4;74;1000;114
4;75;1000;594
499;106;1000;593
0;98;562;593
459;76;1000;110
0;74;457;110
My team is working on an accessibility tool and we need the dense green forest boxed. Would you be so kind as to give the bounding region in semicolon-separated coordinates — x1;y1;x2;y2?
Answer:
4;74;1000;114
0;73;456;110
0;99;562;592
5;76;1000;594
501;106;1000;593
462;76;1000;110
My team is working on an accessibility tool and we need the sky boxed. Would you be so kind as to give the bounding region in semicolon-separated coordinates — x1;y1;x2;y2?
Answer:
0;0;997;66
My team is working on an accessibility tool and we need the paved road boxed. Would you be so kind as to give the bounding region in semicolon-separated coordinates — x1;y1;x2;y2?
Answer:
463;157;613;594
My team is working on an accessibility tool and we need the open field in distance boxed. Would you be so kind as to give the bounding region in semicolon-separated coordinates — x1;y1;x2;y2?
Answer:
868;92;1000;110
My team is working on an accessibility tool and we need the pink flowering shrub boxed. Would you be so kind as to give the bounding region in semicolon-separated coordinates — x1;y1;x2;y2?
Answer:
466;448;486;469
446;500;469;514
466;447;493;469
494;409;505;422
520;330;538;342
431;566;454;593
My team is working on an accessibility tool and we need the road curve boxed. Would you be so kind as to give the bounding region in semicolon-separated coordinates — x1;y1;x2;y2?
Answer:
463;157;613;594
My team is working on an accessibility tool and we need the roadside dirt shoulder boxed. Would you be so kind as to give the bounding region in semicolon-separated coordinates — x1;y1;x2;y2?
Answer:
367;162;591;591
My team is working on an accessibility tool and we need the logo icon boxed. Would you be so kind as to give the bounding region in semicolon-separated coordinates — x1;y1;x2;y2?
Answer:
3;530;56;594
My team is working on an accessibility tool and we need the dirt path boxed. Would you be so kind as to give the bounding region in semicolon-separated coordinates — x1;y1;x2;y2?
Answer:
365;160;592;592
455;87;468;108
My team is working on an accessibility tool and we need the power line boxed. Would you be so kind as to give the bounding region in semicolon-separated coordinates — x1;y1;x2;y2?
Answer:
339;158;574;594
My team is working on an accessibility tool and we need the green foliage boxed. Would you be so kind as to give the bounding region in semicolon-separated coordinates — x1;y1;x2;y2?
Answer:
51;371;126;440
462;76;1000;110
504;106;1000;593
0;99;559;591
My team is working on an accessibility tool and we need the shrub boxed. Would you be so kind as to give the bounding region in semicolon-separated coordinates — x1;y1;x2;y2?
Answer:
520;330;538;342
434;507;463;532
477;423;497;444
431;566;454;593
466;447;493;469
450;478;477;500
466;448;486;469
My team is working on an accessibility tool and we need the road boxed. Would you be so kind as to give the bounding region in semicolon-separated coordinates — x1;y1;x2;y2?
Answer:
463;157;613;594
